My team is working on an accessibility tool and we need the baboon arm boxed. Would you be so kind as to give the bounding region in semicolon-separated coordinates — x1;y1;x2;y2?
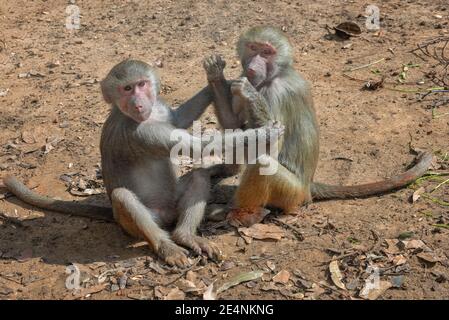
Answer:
171;86;213;129
210;79;242;129
134;122;201;157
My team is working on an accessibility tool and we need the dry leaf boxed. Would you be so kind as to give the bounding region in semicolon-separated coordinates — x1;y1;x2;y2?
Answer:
329;260;346;290
164;287;185;300
175;279;200;294
417;252;442;264
392;255;407;266
21;131;36;144
383;239;401;254
400;239;426;250
412;187;425;203
238;223;285;241
261;283;280;291
272;270;290;284
217;270;264;294
185;270;197;283
359;280;392;300
305;283;325;300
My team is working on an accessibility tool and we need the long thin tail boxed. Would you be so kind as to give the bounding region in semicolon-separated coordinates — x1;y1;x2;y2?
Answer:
2;175;114;221
311;152;433;200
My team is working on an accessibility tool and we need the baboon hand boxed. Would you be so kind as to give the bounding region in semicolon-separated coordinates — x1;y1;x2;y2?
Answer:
230;77;257;101
158;240;191;268
203;54;226;82
172;231;223;262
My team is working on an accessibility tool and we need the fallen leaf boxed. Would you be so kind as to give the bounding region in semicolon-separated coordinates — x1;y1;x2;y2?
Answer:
329;260;346;290
216;270;264;294
359;280;392;300
400;239;426;250
238;223;285;241
383;239;401;254
392;255;407;266
175;279;200;294
21;131;36;144
304;283;325;300
417;252;442;264
89;262;106;270
272;270;290;284
164;287;185;300
185;270;197;283
411;187;425;203
154;286;171;299
261;283;280;291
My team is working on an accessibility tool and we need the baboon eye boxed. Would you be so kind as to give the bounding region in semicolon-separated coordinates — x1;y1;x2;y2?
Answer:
138;81;146;87
248;44;257;51
124;85;132;91
263;49;273;55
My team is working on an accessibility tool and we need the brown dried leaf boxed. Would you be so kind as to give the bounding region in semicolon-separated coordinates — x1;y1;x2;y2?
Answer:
216;270;264;294
238;223;285;241
175;279;200;294
304;283;325;300
383;239;401;254
400;239;427;250
329;260;346;290
392;254;407;266
261;283;280;291
359;280;392;300
185;270;197;283
21;131;36;144
272;270;290;284
417;252;442;264
412;187;425;203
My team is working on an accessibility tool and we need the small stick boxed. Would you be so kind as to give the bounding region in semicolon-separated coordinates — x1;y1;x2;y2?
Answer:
318;251;359;266
344;58;385;73
431;178;449;192
268;216;304;241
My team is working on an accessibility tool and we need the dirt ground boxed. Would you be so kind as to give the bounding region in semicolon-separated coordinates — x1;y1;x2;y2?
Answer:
0;0;448;300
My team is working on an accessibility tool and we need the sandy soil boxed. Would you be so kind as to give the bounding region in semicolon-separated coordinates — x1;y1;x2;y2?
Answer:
0;0;448;300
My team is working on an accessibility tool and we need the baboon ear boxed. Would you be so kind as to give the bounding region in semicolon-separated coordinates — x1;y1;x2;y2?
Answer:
101;82;112;104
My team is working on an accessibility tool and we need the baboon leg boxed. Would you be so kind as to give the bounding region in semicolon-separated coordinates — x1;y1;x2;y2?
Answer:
172;169;222;260
110;188;190;268
230;155;307;226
